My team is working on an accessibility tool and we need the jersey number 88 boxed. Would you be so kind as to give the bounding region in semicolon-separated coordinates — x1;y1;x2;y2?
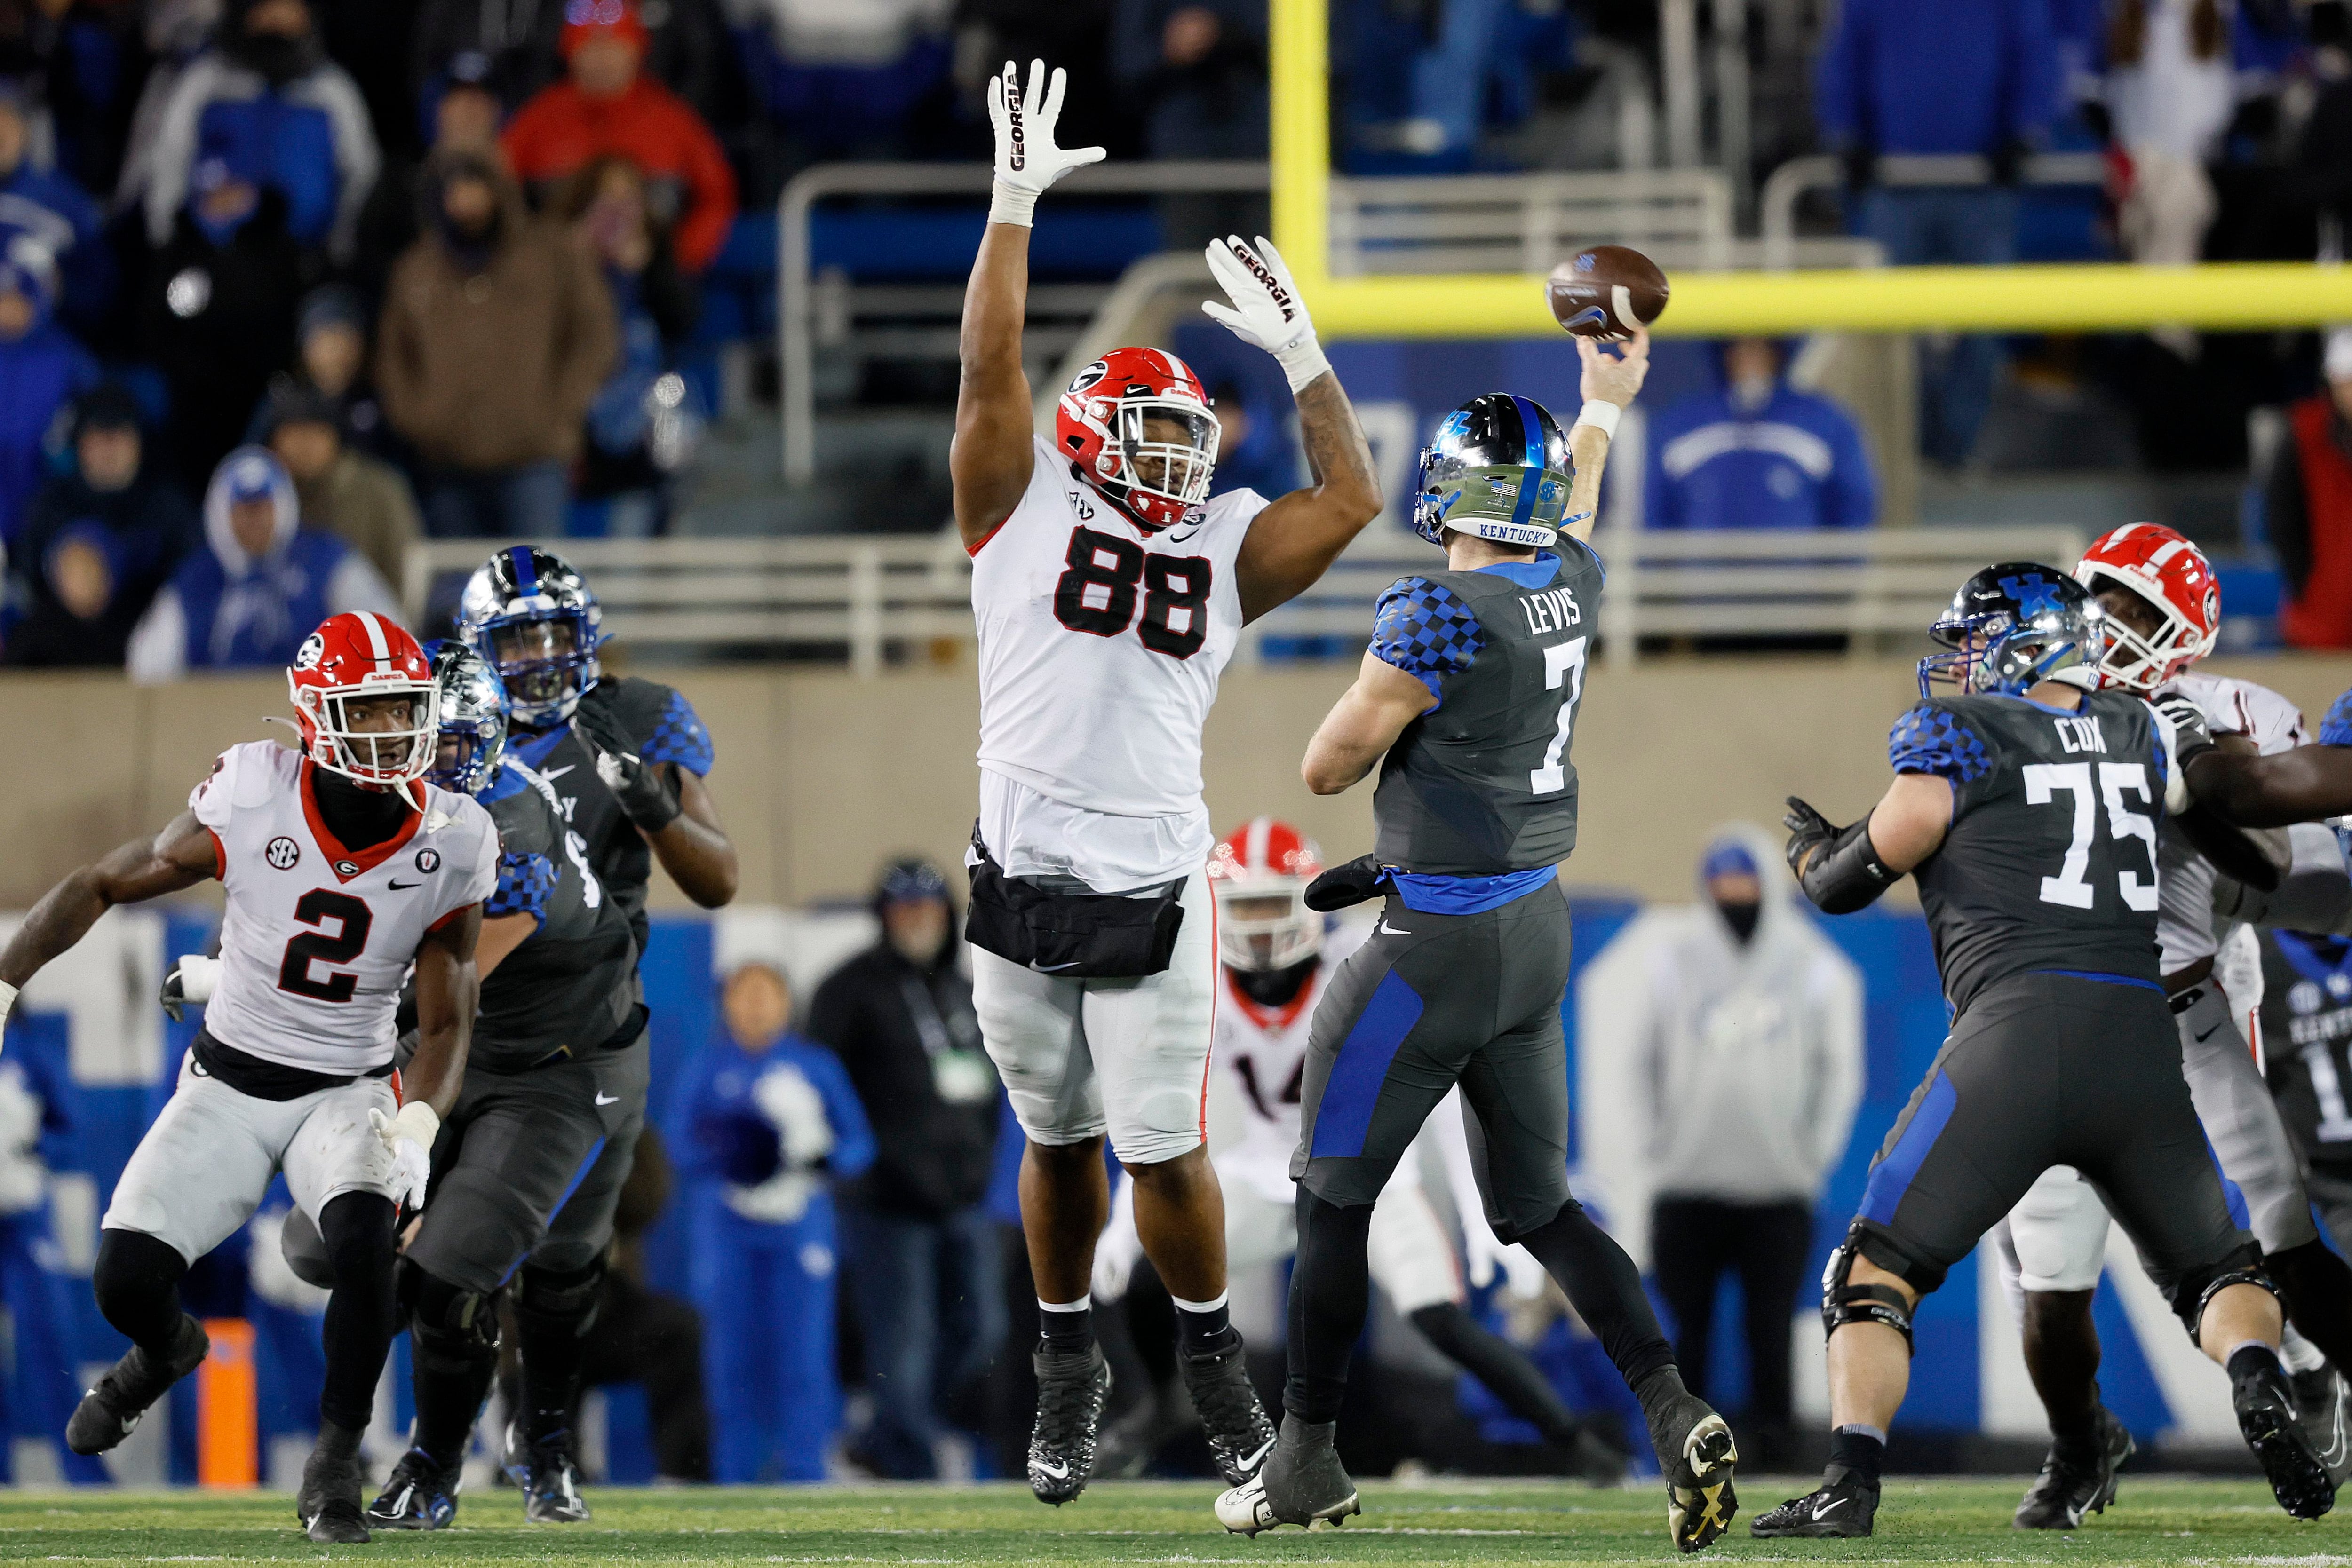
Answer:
1052;527;1213;659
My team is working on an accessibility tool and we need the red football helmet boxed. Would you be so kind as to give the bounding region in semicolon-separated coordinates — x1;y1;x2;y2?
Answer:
1054;346;1220;531
286;611;438;788
1207;817;1324;972
2074;523;2220;691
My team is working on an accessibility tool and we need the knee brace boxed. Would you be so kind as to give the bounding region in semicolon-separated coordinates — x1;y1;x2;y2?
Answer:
517;1257;605;1342
404;1265;502;1375
2181;1263;2281;1346
1821;1228;1915;1352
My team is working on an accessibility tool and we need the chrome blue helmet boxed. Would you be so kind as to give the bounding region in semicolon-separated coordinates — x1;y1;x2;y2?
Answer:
1411;394;1573;549
423;638;509;796
1919;562;2108;698
456;546;604;729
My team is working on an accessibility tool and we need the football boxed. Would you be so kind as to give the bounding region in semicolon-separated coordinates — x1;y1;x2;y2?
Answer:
1545;245;1670;341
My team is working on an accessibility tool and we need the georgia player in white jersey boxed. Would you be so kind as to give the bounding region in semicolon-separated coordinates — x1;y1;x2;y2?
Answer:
1091;821;1628;1481
1992;524;2352;1528
953;59;1381;1503
0;611;495;1544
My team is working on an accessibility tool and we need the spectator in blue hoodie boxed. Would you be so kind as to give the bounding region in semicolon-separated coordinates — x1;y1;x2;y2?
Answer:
123;445;399;681
0;240;96;556
0;84;112;337
1814;0;2058;467
1645;339;1878;532
675;953;875;1483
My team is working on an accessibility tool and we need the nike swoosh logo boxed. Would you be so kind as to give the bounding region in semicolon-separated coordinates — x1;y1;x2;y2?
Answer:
1034;1458;1070;1480
595;1092;620;1106
1239;1435;1276;1471
540;764;576;781
388;879;419;890
1375;919;1411;936
2195;1023;2224;1042
1035;961;1083;973
1812;1497;1849;1520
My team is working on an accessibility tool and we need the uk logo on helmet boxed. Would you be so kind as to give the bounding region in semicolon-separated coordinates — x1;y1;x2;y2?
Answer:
265;836;300;870
1999;573;2063;618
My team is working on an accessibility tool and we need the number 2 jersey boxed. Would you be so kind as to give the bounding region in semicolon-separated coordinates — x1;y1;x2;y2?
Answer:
191;741;499;1076
969;435;1266;889
1891;689;2185;1016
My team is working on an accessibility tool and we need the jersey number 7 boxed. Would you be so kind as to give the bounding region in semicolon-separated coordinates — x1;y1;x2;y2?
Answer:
2023;761;2159;913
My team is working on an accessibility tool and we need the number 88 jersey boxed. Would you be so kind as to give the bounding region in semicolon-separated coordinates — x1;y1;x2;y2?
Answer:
969;435;1263;819
1894;690;2186;1018
191;741;499;1075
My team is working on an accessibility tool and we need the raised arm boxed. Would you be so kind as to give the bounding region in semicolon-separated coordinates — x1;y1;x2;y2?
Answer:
0;813;218;1012
1212;238;1382;621
950;60;1104;549
1559;328;1653;544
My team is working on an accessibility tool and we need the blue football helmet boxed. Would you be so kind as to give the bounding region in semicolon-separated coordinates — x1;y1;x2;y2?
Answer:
1411;394;1574;549
423;638;509;796
456;546;604;729
1918;562;2109;698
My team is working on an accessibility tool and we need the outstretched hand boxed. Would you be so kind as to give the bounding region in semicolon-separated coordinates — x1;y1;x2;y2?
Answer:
986;59;1104;227
1577;325;1651;409
1203;235;1329;392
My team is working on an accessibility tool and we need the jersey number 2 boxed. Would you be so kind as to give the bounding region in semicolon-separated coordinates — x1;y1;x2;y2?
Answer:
2023;761;2158;912
278;889;373;1003
1529;638;1590;795
1052;527;1212;658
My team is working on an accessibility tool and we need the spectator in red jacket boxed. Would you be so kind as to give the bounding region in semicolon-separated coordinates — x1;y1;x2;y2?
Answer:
2271;329;2352;649
500;0;736;273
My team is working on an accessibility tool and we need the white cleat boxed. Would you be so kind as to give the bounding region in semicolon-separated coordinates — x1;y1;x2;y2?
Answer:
1216;1473;1359;1537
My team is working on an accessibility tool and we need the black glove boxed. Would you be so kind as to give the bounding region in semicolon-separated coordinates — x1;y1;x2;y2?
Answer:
1305;854;1392;912
2151;690;2217;768
1783;795;1839;878
1989;136;2030;187
1841;143;1877;194
571;683;683;832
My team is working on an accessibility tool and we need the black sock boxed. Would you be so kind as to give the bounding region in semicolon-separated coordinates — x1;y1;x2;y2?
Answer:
1827;1425;1884;1491
516;1261;604;1445
1038;1297;1094;1354
2229;1342;2285;1383
1172;1291;1233;1354
91;1229;191;1359
317;1194;400;1434
1410;1302;1580;1445
1284;1187;1373;1425
1518;1202;1677;1391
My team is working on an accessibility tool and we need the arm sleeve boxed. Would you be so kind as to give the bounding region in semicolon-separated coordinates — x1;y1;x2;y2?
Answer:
810;1046;877;1180
483;849;554;926
1368;576;1485;703
637;687;716;775
125;585;187;683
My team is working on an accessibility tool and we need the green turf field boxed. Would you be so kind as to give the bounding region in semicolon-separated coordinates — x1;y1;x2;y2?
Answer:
0;1478;2347;1564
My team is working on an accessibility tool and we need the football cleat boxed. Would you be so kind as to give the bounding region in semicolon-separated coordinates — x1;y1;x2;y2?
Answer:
296;1428;371;1544
2235;1353;2336;1520
1093;1388;1192;1480
2293;1365;2352;1487
1749;1473;1878;1539
1215;1415;1359;1536
65;1315;208;1455
2013;1406;2133;1529
1648;1391;1739;1552
1179;1329;1276;1486
1028;1342;1112;1505
367;1448;461;1530
503;1421;592;1523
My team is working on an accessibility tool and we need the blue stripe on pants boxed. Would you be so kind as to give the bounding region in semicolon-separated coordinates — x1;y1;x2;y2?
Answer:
1860;1070;1958;1227
1310;970;1424;1160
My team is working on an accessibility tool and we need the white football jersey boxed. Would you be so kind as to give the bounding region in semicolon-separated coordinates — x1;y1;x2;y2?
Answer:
191;742;499;1075
970;436;1265;888
2156;672;2309;973
1216;922;1370;1204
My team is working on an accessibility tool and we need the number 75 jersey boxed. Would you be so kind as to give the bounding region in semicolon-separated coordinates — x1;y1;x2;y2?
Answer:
969;436;1264;818
1892;690;2186;1017
190;741;499;1076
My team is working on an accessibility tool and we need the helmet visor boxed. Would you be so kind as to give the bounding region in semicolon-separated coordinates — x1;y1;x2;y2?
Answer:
487;613;589;712
1116;402;1218;510
1214;885;1322;972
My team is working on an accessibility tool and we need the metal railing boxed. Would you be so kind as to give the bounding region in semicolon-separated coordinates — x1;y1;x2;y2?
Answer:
1327;168;1734;275
1759;151;2110;269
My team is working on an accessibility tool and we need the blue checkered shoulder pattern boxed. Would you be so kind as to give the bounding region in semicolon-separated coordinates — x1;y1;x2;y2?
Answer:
486;849;556;924
1370;578;1486;701
638;687;716;776
1889;703;1993;784
2322;684;2352;747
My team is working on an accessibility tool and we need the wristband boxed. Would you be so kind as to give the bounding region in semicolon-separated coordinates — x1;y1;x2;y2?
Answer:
988;184;1038;229
1572;400;1623;441
388;1099;440;1148
1274;337;1332;395
176;954;220;1006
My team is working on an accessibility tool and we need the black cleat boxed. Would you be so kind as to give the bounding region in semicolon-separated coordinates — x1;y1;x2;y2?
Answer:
65;1315;208;1456
1648;1390;1739;1552
1214;1414;1359;1536
1094;1387;1192;1480
297;1427;372;1544
1750;1474;1878;1539
503;1421;591;1523
2014;1407;2133;1529
2236;1354;2336;1520
366;1448;461;1530
1179;1329;1276;1486
1027;1342;1111;1505
2294;1366;2352;1488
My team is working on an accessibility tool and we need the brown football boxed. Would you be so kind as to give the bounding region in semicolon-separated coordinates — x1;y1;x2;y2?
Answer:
1546;245;1669;341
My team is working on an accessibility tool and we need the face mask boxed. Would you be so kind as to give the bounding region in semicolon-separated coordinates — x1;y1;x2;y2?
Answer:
1717;898;1761;945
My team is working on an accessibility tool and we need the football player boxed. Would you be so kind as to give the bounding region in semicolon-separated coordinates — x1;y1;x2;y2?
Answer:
1217;362;1740;1552
1756;566;2332;1539
953;60;1381;1503
452;544;737;1515
1986;525;2352;1528
0;612;498;1543
1092;819;1626;1483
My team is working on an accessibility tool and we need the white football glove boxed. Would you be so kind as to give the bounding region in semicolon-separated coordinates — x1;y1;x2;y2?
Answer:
752;1064;836;1168
1203;235;1329;392
1091;1174;1144;1302
370;1101;438;1213
986;58;1104;229
160;954;220;1023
